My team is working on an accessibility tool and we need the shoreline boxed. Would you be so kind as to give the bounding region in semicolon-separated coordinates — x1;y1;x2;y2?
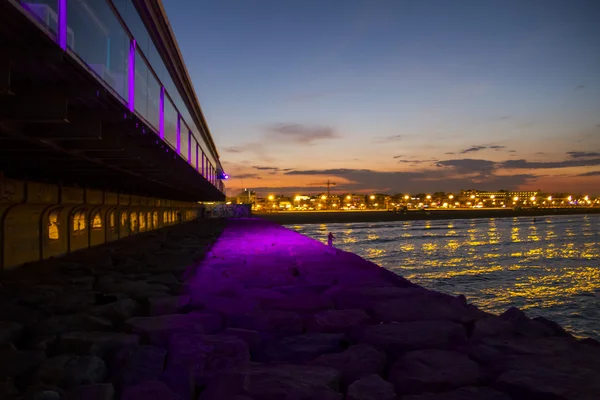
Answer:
256;207;600;225
1;218;598;398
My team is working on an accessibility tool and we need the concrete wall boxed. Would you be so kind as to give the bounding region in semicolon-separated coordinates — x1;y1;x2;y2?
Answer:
0;177;203;271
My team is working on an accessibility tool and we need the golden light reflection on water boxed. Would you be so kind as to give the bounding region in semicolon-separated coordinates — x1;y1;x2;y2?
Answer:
292;215;600;338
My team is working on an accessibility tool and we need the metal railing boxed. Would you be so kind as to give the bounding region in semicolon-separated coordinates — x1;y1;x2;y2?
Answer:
15;0;224;192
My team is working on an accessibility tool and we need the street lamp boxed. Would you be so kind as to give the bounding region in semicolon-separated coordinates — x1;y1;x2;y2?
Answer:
268;195;274;201
370;195;375;200
448;195;454;200
426;195;432;199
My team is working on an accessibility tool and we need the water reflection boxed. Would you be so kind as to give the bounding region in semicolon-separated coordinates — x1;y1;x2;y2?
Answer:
290;215;600;339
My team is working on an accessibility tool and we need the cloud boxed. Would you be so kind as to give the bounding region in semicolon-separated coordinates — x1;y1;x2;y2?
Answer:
445;152;455;155
567;151;600;159
281;168;536;193
266;123;340;144
576;171;600;177
460;145;505;154
576;85;585;90
285;91;334;102
460;145;487;154
234;173;262;179
392;155;404;159
253;165;280;171
223;146;244;153
436;159;497;174
396;159;438;165
502;158;600;169
374;134;404;143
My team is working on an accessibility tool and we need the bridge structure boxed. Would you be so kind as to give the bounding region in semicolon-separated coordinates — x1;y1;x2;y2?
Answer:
0;0;227;270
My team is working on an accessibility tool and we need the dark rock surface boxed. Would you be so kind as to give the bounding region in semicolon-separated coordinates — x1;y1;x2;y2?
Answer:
0;218;598;399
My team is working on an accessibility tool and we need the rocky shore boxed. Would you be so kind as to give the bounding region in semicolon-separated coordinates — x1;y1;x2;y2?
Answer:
1;218;599;399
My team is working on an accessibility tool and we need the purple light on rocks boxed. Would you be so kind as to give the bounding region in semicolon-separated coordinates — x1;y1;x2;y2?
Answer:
58;0;67;50
159;87;165;139
128;39;136;112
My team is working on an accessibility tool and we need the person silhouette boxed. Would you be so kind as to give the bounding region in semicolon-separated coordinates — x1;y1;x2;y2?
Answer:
327;232;335;247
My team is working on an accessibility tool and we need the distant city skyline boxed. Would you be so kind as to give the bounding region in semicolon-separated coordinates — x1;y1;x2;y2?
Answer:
163;0;600;195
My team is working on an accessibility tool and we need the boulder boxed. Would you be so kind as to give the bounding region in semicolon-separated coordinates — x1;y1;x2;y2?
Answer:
58;331;139;357
309;345;386;386
307;309;370;333
402;386;511;400
88;299;141;323
33;314;113;337
49;291;97;314
370;296;479;324
261;333;347;363
113;345;167;388
0;345;46;379
228;310;303;337
67;383;115;400
125;313;221;347
35;355;106;389
121;380;181;400
325;286;425;309
223;328;261;351
346;374;396;400
260;294;333;313
389;349;480;395
148;295;190;316
167;333;250;384
220;363;342;400
349;321;466;356
0;321;22;345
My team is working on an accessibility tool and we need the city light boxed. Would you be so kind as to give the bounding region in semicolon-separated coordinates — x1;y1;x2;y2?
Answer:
370;195;375;200
470;195;476;199
448;195;454;199
321;195;327;200
426;195;432;199
513;196;519;201
268;195;274;201
346;195;351;200
404;195;410;200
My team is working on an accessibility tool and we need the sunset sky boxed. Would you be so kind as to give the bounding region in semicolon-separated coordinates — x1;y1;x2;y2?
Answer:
163;0;600;196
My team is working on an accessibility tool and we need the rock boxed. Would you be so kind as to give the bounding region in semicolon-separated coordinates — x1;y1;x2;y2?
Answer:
33;314;113;337
0;304;44;326
125;313;221;347
32;390;61;400
0;345;47;379
167;333;250;384
121;380;181;400
35;355;106;389
0;377;20;399
223;328;261;351
389;349;480;395
228;310;303;337
58;331;139;357
191;293;260;315
307;309;370;333
114;346;167;388
89;299;141;323
0;321;22;344
160;365;195;400
349;321;466;356
202;363;342;400
402;386;511;400
261;333;347;363
148;295;190;316
260;294;333;313
67;383;115;400
326;286;425;309
146;273;180;285
309;345;386;386
371;296;479;324
49;291;96;314
346;374;396;400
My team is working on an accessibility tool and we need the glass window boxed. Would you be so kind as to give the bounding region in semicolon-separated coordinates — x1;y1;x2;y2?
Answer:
92;212;102;228
135;51;160;130
48;210;59;240
164;94;178;149
19;0;58;36
139;212;146;231
180;120;190;162
130;211;138;231
66;0;129;101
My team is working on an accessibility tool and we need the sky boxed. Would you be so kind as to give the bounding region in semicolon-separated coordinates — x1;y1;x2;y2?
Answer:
163;0;600;196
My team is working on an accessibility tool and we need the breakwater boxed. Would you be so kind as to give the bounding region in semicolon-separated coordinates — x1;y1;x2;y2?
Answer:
0;218;598;399
258;208;600;225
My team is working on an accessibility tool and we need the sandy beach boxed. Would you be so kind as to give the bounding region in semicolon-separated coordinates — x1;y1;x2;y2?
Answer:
256;208;600;225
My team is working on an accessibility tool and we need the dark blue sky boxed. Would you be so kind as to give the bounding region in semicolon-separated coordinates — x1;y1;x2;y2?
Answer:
163;0;600;195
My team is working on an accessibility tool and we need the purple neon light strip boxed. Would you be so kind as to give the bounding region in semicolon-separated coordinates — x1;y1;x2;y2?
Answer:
188;131;192;162
128;39;136;112
58;0;67;50
159;87;165;139
176;115;181;153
